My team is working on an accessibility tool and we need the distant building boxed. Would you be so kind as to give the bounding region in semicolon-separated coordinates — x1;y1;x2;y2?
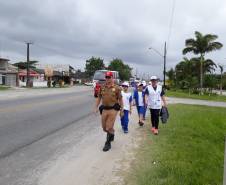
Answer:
36;64;76;84
74;70;89;83
18;69;42;82
0;57;18;86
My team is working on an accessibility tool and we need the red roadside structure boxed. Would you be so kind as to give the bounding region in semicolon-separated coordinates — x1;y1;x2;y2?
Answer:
18;69;40;82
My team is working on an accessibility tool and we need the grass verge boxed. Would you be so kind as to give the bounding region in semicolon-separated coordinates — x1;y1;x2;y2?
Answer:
0;85;10;90
167;90;226;102
125;104;226;185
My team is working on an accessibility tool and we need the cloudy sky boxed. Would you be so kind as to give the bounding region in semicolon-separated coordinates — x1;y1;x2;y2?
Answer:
0;0;226;78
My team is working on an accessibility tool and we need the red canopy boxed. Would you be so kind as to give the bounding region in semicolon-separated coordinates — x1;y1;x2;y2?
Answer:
19;70;40;77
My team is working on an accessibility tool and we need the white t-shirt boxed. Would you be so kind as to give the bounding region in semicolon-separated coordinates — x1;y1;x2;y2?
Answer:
138;91;144;106
121;91;132;111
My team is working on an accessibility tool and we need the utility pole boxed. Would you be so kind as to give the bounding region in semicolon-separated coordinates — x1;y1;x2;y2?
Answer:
163;42;167;88
26;42;33;87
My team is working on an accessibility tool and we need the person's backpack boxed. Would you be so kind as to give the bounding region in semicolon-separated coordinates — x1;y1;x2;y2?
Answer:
160;107;169;124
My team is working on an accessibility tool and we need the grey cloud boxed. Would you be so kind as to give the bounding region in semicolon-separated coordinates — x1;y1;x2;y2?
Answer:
0;0;226;79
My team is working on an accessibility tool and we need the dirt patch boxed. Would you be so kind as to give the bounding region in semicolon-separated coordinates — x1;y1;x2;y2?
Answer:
39;109;144;185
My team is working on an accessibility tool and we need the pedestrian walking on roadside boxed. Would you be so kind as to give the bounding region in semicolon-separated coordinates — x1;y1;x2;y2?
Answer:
94;71;124;152
142;81;147;120
120;82;132;133
145;76;167;135
133;83;145;126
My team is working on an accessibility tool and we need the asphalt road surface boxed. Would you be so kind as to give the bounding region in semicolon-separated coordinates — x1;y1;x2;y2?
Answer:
0;87;96;185
1;87;226;185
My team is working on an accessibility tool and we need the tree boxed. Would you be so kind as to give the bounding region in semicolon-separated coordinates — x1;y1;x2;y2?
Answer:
223;73;226;90
108;58;132;81
190;57;217;88
174;57;217;92
182;31;223;94
13;60;39;69
204;74;218;93
175;57;198;93
85;57;105;78
218;64;224;95
166;68;175;87
166;68;175;81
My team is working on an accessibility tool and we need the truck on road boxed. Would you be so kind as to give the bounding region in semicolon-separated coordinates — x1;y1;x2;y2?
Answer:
93;70;120;97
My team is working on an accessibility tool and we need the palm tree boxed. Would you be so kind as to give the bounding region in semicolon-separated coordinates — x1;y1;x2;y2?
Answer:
183;31;223;94
192;57;217;75
13;60;39;70
218;64;224;95
176;57;197;93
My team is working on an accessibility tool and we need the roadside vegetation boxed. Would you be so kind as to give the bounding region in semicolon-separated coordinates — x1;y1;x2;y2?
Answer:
166;31;225;96
166;89;226;102
0;85;10;90
85;57;132;81
125;104;226;185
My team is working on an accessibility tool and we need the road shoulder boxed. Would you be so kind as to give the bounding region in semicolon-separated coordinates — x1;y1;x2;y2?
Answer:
39;109;142;185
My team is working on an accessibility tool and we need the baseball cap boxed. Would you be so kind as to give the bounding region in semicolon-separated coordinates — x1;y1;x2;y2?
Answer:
142;81;147;86
105;71;113;77
138;82;143;86
122;82;129;87
150;76;158;80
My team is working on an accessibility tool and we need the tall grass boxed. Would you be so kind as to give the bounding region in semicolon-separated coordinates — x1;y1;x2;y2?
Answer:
125;104;226;185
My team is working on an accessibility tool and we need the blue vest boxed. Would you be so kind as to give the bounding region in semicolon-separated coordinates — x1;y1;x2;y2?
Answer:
133;90;145;106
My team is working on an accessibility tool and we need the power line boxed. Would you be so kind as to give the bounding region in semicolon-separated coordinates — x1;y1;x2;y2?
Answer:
167;0;176;52
0;37;79;60
34;43;79;59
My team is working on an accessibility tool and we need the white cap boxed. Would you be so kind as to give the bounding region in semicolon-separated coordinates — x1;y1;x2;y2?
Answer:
142;81;146;86
138;82;143;86
122;82;129;87
150;76;158;80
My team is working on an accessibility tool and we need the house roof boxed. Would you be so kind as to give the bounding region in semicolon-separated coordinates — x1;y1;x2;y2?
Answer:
0;57;10;62
33;68;45;74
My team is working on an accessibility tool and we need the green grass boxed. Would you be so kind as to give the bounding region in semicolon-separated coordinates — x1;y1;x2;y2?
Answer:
167;90;226;102
125;104;226;185
0;85;10;90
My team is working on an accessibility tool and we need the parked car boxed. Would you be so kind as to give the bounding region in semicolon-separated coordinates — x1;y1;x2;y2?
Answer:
93;70;120;97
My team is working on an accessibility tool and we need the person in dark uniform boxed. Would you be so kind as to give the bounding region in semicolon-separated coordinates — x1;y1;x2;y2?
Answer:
94;71;123;152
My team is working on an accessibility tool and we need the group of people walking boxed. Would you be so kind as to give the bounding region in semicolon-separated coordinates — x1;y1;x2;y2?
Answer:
94;71;167;152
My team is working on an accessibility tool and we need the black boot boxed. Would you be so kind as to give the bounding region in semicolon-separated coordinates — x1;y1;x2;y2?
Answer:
109;133;114;142
103;141;111;152
103;133;111;152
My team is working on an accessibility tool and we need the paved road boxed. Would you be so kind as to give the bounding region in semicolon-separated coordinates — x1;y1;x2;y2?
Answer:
168;97;226;108
1;89;226;185
0;87;97;185
0;86;92;100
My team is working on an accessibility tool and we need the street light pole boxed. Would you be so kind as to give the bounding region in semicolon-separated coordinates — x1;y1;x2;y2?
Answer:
148;42;167;88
